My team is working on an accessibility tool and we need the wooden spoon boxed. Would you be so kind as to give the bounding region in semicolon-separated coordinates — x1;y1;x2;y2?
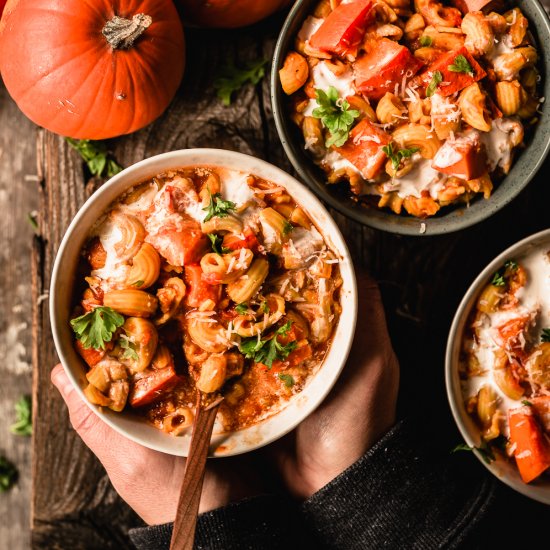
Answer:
170;394;221;550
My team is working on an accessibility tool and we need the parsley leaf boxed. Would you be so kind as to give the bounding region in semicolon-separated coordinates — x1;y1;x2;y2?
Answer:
419;35;433;47
522;399;533;406
541;328;550;343
239;321;298;368
448;54;474;76
235;303;250;315
426;70;443;98
491;260;518;287
382;143;420;171
451;439;497;465
505;260;518;271
491;272;506;286
10;395;32;436
312;86;360;148
70;306;124;350
214;58;268;106
283;221;294;236
207;233;230;254
278;373;295;388
132;280;145;288
260;300;270;314
119;336;139;361
65;138;122;178
0;456;18;492
203;192;236;223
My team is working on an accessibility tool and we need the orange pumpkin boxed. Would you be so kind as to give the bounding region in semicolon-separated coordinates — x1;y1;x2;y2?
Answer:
180;0;291;28
0;0;185;139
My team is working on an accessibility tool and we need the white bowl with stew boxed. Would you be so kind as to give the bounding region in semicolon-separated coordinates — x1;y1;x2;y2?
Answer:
50;148;357;457
446;228;550;503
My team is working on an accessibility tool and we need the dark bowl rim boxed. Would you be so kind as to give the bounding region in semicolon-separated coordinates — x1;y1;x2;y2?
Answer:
270;0;550;236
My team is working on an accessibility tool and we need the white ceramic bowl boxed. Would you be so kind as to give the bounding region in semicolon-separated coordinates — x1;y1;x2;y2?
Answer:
50;148;357;457
446;228;550;504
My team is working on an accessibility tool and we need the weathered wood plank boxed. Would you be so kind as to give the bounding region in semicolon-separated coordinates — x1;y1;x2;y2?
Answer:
0;83;39;550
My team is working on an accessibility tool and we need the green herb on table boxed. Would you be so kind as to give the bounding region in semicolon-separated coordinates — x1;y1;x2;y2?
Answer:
426;70;443;98
541;328;550;343
312;86;360;148
207;233;229;254
203;192;236;223
419;36;433;47
70;306;124;350
27;211;39;232
65;138;122;178
214;58;268;106
382;143;420;172
10;395;32;436
0;456;18;492
448;54;474;76
119;336;139;361
239;321;297;368
278;373;295;388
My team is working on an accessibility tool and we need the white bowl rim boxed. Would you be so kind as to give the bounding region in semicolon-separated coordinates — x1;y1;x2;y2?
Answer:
445;227;550;503
50;148;358;457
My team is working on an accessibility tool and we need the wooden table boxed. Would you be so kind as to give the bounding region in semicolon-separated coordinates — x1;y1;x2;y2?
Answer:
1;9;549;549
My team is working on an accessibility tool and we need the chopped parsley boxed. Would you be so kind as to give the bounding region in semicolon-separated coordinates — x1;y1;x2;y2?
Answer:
239;321;297;368
119;336;139;361
70;306;124;350
203;192;236;223
282;221;294;236
312;86;360;148
448;54;474;76
214;58;268;106
382;143;420;171
452;437;506;465
260;300;270;314
207;233;229;254
132;280;144;288
10;395;32;436
235;303;250;315
0;456;18;492
541;328;550;343
419;35;433;47
278;373;295;388
65;138;122;178
521;399;533;407
426;70;443;98
491;260;518;287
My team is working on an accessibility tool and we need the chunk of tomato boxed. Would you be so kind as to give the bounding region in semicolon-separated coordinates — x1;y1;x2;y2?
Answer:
334;118;391;180
309;0;374;57
184;264;221;307
419;46;486;97
75;340;105;368
353;38;424;100
432;133;487;180
129;365;180;407
222;227;260;254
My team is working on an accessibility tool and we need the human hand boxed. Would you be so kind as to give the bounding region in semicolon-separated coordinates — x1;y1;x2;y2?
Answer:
51;365;261;525
271;269;400;499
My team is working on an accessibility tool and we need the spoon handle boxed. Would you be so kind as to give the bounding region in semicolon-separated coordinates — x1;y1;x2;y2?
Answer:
169;400;219;550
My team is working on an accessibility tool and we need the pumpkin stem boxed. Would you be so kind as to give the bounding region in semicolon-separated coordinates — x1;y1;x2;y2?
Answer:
102;13;152;50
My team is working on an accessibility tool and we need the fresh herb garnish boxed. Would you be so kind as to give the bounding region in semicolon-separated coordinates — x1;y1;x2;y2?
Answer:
382;143;420;171
235;303;250;315
0;456;18;492
448;54;474;76
207;233;230;254
260;300;270;314
522;399;533;406
279;373;295;388
541;328;550;343
132;280;145;288
10;396;32;436
70;306;124;350
312;86;360;148
426;70;443;98
451;438;499;465
65;138;122;178
214;58;268;106
239;321;297;368
505;260;518;271
283;221;294;236
419;35;433;47
119;336;139;361
491;260;518;287
203;192;236;223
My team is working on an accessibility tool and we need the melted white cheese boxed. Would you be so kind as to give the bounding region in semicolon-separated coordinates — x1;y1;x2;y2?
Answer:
322;150;363;176
220;170;255;206
480;118;518;172
298;16;323;42
91;219;131;288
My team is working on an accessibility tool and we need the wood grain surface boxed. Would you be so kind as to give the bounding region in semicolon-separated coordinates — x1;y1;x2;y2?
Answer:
24;10;550;550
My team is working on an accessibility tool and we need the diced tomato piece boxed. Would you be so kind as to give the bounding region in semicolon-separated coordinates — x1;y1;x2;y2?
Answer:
75;340;105;368
309;0;374;57
222;227;260;254
146;221;207;267
184;265;221;307
508;406;550;483
419;46;486;97
353;38;424;100
287;341;313;367
129;365;180;407
451;0;494;14
432;134;487;180
334;118;390;180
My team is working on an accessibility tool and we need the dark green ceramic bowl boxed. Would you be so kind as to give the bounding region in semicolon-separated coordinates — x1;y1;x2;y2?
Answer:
271;0;550;236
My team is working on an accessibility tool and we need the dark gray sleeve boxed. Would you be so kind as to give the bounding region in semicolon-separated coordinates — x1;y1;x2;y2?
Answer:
301;420;495;550
128;494;302;550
